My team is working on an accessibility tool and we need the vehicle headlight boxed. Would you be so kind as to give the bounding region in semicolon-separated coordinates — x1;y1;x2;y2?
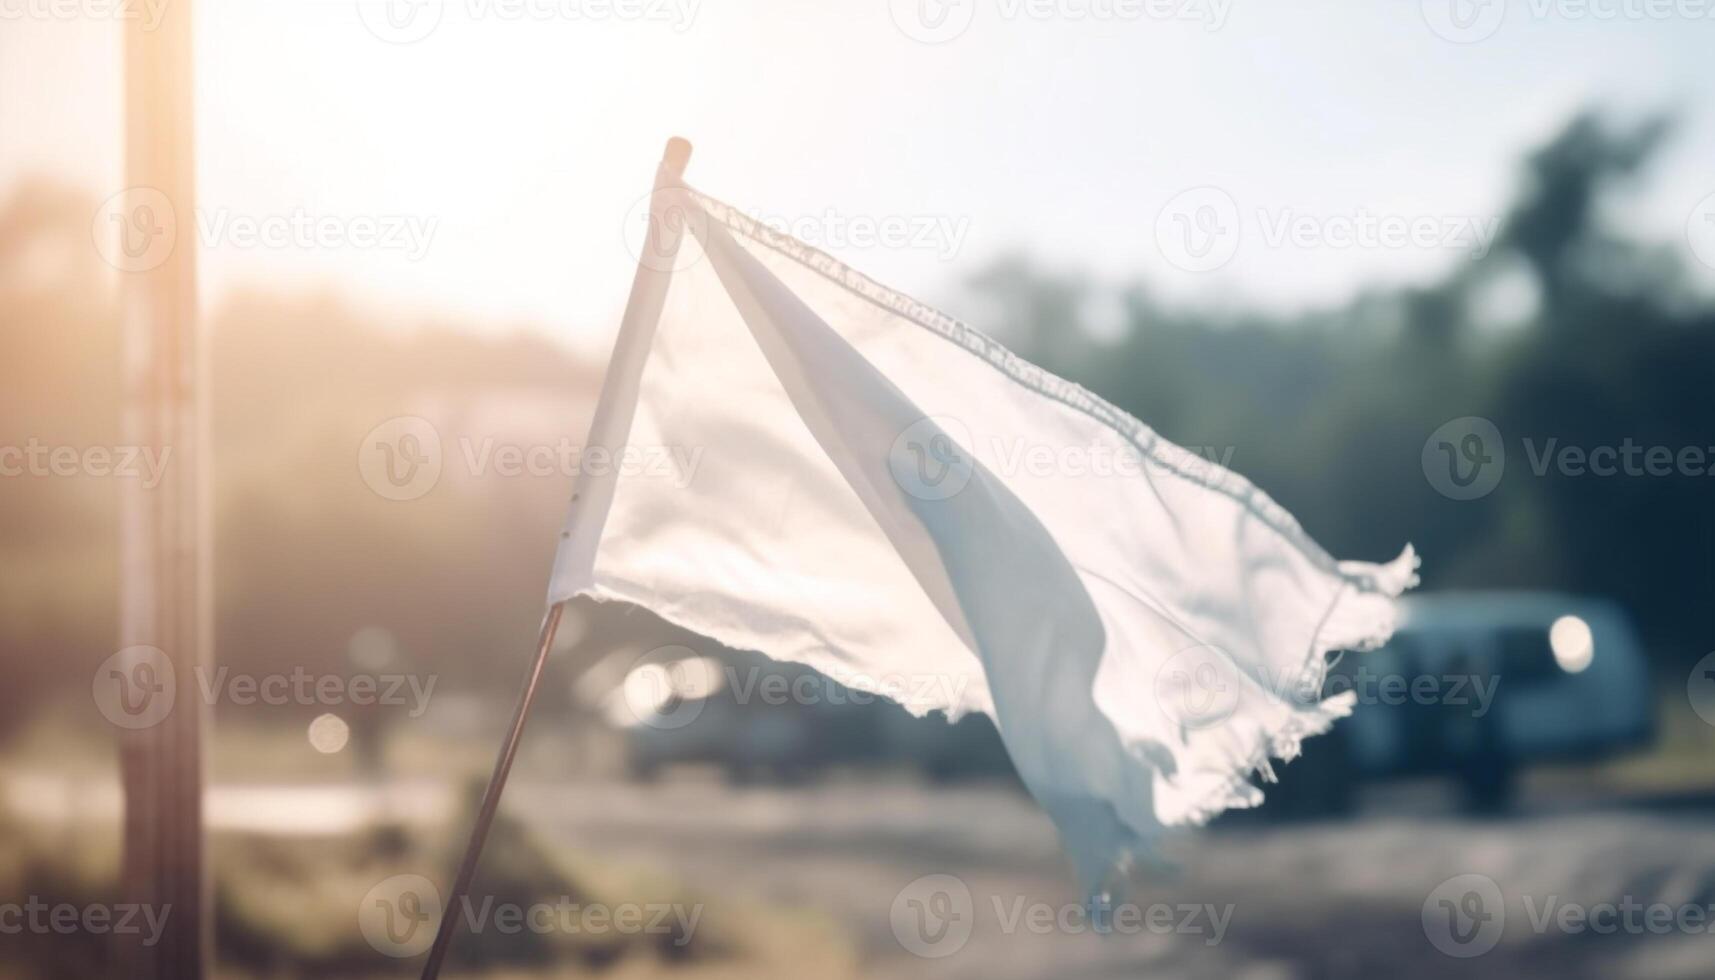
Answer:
1549;615;1594;674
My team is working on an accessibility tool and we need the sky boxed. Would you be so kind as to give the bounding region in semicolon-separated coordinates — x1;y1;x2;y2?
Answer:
3;0;1714;354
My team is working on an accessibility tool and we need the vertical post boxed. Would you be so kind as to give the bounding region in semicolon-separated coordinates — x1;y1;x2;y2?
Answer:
116;1;210;978
418;136;691;980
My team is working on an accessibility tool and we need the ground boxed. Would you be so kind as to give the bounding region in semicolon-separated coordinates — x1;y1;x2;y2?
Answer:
6;743;1712;979
513;775;1715;980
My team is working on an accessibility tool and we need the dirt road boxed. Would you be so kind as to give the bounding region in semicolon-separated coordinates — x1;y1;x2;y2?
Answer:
516;777;1715;980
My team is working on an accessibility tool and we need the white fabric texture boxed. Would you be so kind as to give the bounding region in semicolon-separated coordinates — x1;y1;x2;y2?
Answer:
549;185;1417;891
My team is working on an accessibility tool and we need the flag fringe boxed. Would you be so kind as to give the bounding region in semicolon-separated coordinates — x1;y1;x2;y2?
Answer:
1173;544;1421;827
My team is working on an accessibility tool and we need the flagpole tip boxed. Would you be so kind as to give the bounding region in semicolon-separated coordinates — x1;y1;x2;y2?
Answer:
662;137;693;177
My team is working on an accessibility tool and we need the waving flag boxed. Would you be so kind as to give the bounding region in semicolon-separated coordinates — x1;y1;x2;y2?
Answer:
547;170;1417;893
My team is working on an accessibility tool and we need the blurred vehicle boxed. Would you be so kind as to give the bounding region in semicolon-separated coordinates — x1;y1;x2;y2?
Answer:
878;709;1016;783
618;593;1653;808
615;649;1014;784
1273;592;1656;816
618;650;885;783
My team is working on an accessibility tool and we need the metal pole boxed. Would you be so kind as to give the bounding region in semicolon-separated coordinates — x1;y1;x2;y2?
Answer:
417;601;565;979
419;137;692;980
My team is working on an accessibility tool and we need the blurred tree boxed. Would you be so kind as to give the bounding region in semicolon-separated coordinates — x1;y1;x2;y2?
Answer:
3;109;1713;734
981;111;1713;675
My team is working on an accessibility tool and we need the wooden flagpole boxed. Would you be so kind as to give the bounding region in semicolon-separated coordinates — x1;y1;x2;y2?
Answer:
116;1;211;977
418;136;692;980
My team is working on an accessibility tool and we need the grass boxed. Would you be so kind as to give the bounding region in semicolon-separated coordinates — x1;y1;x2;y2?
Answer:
0;783;858;980
214;794;858;979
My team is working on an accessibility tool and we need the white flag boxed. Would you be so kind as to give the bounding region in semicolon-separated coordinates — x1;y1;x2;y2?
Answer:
550;183;1417;891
